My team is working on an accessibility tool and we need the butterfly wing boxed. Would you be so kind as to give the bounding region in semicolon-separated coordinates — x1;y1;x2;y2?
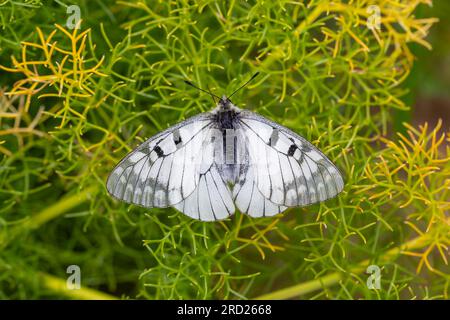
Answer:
107;113;235;221
234;110;344;214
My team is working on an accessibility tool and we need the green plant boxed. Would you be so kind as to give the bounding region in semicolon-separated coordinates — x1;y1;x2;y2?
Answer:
0;0;448;299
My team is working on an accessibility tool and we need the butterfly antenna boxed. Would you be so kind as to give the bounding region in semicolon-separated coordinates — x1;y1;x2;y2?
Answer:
184;80;220;101
206;84;217;104
228;72;260;98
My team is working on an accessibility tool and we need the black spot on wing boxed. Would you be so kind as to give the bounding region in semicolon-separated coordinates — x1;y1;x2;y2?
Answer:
287;144;297;156
287;136;312;153
153;145;164;157
173;129;182;147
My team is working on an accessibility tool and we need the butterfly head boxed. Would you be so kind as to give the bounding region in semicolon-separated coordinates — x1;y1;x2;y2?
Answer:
218;95;233;110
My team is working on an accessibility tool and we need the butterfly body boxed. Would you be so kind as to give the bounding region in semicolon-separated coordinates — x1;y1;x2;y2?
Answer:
107;96;344;221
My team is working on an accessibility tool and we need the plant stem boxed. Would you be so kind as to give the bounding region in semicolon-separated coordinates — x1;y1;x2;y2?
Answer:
39;272;118;300
254;230;435;299
1;186;99;249
0;185;117;300
28;185;98;229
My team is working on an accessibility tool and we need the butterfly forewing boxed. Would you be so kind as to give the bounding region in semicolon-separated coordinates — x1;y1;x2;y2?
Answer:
107;114;215;207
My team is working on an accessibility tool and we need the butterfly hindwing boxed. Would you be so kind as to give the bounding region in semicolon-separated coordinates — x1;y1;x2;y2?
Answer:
233;163;287;217
174;164;235;221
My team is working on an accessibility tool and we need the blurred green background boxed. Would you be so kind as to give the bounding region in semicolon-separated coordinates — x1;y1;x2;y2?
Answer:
400;1;450;134
0;0;448;300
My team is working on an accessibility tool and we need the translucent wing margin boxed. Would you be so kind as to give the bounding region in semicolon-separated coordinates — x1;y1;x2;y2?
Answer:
236;110;344;208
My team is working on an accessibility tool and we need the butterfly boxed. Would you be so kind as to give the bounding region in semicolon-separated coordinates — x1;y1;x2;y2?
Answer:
106;73;344;221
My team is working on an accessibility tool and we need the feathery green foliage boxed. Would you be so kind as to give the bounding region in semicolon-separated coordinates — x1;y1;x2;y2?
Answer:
0;0;448;299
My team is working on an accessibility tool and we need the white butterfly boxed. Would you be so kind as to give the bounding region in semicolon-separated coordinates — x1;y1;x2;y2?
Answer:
107;74;344;221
